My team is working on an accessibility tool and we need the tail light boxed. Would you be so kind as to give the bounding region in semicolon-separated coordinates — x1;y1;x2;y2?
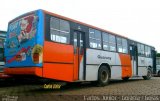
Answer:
33;53;39;63
32;44;43;64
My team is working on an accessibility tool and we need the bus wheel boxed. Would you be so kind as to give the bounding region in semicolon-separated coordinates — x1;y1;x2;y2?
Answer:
97;66;110;87
143;68;152;80
122;77;129;81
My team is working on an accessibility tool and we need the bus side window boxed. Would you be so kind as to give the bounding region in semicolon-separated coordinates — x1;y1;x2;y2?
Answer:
117;37;122;52
109;34;116;51
148;47;151;57
145;46;148;57
138;43;145;56
146;46;151;57
138;44;141;56
89;28;102;49
116;37;128;54
122;38;128;53
102;32;109;50
141;44;145;56
50;17;70;44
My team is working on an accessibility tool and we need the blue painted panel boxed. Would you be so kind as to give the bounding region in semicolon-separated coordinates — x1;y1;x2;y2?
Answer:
5;10;44;67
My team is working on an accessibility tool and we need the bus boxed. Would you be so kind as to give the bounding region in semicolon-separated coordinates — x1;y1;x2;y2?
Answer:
4;9;156;86
0;31;6;66
0;31;9;78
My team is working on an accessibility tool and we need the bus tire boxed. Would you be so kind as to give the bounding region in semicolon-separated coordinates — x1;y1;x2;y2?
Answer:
122;77;129;81
97;66;110;87
143;68;152;80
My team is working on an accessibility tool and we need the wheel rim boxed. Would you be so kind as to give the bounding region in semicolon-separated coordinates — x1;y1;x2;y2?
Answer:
101;71;108;82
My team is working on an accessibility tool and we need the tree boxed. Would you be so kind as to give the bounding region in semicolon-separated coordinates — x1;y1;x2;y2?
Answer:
156;53;160;57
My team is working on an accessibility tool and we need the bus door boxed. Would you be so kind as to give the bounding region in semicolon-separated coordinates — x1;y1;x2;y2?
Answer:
73;31;86;80
130;45;138;76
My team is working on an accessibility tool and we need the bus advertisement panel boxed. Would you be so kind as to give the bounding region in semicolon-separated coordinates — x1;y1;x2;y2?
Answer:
5;11;43;67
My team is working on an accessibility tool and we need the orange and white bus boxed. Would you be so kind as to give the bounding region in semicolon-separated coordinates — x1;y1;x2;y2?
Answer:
4;9;156;86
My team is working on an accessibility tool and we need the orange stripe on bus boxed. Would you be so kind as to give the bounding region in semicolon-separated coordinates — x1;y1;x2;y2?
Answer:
43;41;74;63
43;63;74;82
119;53;132;78
43;41;75;82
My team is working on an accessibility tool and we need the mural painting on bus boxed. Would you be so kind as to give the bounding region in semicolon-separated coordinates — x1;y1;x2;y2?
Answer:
5;13;42;66
18;15;37;44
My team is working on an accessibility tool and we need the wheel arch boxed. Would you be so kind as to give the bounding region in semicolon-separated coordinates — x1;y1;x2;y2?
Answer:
98;63;111;78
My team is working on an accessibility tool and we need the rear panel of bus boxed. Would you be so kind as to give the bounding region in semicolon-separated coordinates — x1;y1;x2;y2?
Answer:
4;10;44;77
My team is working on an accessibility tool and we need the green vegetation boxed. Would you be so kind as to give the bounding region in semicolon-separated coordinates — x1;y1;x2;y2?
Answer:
157;53;160;57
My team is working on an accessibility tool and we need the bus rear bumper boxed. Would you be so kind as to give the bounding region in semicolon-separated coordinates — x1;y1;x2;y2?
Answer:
4;67;42;77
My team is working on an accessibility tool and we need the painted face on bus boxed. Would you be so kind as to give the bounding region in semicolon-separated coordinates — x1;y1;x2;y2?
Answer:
20;19;29;31
18;16;34;43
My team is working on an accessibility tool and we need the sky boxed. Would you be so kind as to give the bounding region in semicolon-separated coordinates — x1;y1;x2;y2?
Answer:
0;0;160;52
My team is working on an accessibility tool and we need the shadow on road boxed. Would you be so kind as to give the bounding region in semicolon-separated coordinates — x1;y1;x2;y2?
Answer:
0;77;146;94
18;78;145;94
